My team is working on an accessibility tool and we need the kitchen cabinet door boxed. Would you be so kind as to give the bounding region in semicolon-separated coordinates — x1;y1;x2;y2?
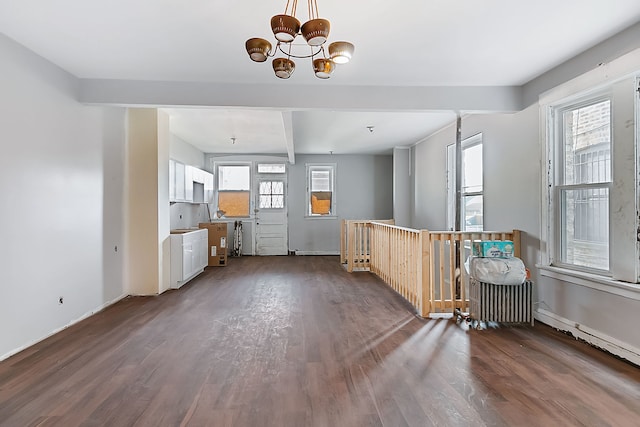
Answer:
169;160;176;202
175;162;186;201
182;241;194;281
185;166;194;202
204;172;214;204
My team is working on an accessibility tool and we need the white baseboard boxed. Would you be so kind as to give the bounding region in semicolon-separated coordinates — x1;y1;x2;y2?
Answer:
0;293;128;362
294;250;340;256
536;308;640;366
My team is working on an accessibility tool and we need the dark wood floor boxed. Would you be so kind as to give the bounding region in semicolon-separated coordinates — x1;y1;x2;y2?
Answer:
1;256;639;427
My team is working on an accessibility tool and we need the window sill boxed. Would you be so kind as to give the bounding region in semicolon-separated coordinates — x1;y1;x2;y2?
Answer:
537;264;640;301
305;215;338;220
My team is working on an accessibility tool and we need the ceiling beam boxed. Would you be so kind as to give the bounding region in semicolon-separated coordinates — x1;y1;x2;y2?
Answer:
79;79;524;113
281;111;295;164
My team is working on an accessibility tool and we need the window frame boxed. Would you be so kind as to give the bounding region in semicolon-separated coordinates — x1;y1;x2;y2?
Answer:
538;51;640;293
306;163;337;218
549;93;612;274
446;133;483;232
214;162;252;218
258;179;285;210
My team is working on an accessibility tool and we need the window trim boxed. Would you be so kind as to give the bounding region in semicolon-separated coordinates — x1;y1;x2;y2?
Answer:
446;133;483;231
306;163;337;219
548;92;612;274
539;49;640;286
214;162;252;218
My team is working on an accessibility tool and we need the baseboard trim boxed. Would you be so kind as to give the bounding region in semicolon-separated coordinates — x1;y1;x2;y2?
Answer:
294;251;340;256
536;308;640;366
0;293;128;362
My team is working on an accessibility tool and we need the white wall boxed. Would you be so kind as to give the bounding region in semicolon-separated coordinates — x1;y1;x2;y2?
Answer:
289;154;393;254
411;107;541;281
125;109;171;296
170;133;205;169
412;97;640;363
393;148;411;227
411;127;452;230
0;34;126;360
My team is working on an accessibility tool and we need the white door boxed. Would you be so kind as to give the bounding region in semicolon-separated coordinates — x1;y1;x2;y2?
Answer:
255;174;288;256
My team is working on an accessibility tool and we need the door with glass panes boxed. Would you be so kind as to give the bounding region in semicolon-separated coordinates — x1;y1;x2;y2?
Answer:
255;164;288;255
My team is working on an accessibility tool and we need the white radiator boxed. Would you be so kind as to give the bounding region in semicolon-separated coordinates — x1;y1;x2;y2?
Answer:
469;278;534;326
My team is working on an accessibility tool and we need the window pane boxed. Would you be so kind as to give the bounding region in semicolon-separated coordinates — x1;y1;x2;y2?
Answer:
218;165;250;190
218;191;250;217
563;100;611;185
311;191;332;215
462;143;483;193
272;195;284;209
560;187;609;270
259;181;271;194
259;195;271;209
257;163;286;174
259;181;284;209
462;195;483;232
311;170;331;191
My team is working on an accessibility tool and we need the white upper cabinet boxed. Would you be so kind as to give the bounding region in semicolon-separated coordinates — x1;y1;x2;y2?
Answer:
169;159;176;201
175;161;186;202
170;161;213;204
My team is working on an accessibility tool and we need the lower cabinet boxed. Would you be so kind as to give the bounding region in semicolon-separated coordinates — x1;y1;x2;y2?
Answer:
170;229;208;289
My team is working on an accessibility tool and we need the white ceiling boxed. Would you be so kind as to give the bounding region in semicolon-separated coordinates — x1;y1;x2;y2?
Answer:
2;0;640;156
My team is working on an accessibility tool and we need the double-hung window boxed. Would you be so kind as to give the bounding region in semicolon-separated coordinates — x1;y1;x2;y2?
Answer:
553;97;611;271
306;164;336;217
216;164;251;217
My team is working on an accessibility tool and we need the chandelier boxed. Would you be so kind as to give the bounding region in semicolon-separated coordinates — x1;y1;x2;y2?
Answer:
245;0;354;79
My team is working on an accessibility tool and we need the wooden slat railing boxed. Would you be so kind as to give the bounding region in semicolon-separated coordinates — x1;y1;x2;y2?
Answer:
341;220;521;318
427;231;520;315
370;222;429;316
341;219;395;272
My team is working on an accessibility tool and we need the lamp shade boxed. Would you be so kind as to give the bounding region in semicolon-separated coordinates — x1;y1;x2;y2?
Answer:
271;14;300;42
328;41;354;64
273;58;296;79
301;18;330;46
245;38;272;62
313;58;334;79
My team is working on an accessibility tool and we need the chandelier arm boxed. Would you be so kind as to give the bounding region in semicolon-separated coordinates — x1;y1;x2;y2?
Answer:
311;0;320;19
277;44;323;59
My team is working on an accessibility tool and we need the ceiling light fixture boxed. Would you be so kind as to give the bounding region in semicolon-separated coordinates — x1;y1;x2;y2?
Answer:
245;0;354;79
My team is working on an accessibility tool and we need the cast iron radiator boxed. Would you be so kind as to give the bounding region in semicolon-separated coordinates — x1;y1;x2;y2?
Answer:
469;278;534;326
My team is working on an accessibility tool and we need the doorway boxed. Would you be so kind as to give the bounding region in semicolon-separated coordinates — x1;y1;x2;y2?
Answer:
255;164;288;255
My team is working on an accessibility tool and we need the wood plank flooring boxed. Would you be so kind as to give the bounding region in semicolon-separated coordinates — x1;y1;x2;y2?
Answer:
1;255;639;426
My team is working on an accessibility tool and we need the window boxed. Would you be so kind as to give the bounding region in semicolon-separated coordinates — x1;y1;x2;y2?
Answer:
446;134;483;231
306;164;336;216
259;181;284;209
257;163;286;174
217;164;250;217
554;97;611;271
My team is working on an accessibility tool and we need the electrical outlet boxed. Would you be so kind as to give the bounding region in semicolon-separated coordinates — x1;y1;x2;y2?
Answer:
58;296;64;305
